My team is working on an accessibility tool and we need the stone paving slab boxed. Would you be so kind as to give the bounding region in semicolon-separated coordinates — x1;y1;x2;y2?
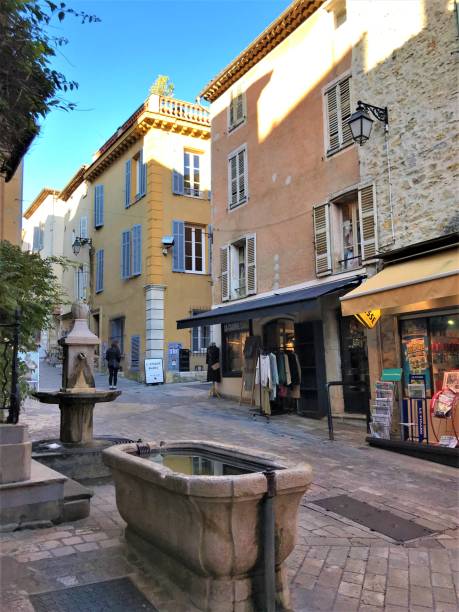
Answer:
1;361;457;611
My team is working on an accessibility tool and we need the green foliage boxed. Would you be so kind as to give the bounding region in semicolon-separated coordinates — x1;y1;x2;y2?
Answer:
0;241;67;351
0;1;100;177
149;75;175;97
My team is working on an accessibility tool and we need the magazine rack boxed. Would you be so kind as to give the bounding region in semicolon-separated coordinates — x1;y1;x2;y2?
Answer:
429;388;458;445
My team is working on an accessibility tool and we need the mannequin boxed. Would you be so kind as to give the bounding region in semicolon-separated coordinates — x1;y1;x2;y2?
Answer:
206;342;221;398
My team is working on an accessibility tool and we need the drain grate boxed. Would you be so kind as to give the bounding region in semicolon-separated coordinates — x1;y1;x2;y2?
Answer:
30;577;158;611
313;495;435;542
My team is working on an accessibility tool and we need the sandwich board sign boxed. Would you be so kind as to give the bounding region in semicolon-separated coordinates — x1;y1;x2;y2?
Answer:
144;358;164;384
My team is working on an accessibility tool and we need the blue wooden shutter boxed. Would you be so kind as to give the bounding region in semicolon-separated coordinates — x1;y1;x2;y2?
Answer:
130;335;141;370
172;220;185;272
121;230;131;279
132;224;142;275
96;249;104;292
94;185;104;227
139;150;147;196
172;151;184;195
33;227;40;251
125;160;131;208
79;216;88;239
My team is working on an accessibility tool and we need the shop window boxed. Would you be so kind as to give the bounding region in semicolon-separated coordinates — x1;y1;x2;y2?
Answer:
222;321;250;376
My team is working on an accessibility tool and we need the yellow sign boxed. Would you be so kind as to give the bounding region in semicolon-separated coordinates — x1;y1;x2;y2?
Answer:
354;309;381;329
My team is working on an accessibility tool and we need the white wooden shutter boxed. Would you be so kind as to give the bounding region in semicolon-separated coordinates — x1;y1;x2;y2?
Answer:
245;234;256;295
358;185;377;261
326;86;340;153
220;245;230;302
339;77;352;146
313;203;332;276
237;149;246;203
229;95;235;128
229;154;238;208
235;93;244;123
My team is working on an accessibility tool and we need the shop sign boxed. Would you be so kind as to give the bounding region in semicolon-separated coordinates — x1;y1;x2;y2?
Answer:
381;368;403;382
144;358;164;384
354;309;381;329
223;321;249;333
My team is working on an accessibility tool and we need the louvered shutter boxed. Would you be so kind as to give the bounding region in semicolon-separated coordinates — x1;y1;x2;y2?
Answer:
132;224;142;275
39;227;44;250
94;185;104;227
130;335;141;370
172;220;185;272
220;245;230;302
79;216;88;239
339;78;352;146
172;150;184;195
229;96;235;128
208;224;213;276
236;93;244;123
358;185;377;261
96;249;104;292
99;185;104;226
229;155;238;208
246;234;256;295
82;265;89;299
313;203;332;276
121;230;131;279
237;150;246;202
94;188;99;227
326;87;340;153
33;227;40;251
125;160;131;207
140;150;147;196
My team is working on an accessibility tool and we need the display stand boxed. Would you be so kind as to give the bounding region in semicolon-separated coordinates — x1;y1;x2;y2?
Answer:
209;382;221;399
370;381;395;439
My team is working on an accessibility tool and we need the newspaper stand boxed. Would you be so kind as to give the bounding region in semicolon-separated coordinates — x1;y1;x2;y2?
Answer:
429;388;458;446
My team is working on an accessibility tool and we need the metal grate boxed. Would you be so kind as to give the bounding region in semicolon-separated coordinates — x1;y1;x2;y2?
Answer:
30;577;158;611
313;495;435;542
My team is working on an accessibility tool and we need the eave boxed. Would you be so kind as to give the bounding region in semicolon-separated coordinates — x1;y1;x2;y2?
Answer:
199;0;324;102
23;187;60;219
59;165;87;202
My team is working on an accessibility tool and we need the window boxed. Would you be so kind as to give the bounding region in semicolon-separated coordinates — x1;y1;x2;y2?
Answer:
184;152;201;197
121;225;142;279
313;184;377;277
228;89;246;131
110;317;124;354
192;326;211;353
125;150;146;207
74;264;89;301
130;335;141;370
325;76;352;155
94;185;104;228
185;225;205;273
228;146;247;209
222;321;250;376
95;249;104;293
32;226;44;252
220;234;256;302
79;216;88;239
172;220;209;274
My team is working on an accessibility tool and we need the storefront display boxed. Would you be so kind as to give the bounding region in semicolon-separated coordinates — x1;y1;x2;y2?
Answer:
222;321;250;376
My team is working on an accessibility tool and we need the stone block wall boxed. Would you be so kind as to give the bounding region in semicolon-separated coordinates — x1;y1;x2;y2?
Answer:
351;0;459;251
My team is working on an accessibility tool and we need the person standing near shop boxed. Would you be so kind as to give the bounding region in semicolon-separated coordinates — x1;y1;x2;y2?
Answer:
106;340;121;389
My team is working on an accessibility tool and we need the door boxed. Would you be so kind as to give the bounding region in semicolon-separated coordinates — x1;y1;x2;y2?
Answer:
339;316;370;414
295;321;327;418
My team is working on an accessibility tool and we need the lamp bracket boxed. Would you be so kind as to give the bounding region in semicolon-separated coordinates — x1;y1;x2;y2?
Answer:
357;100;388;126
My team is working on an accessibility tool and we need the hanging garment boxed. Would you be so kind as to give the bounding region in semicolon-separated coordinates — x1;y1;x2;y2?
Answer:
284;353;292;386
269;353;279;400
243;336;261;391
255;354;272;416
206;345;221;382
290;385;301;399
244;336;261;359
287;352;300;386
278;385;288;398
294;352;302;384
276;352;286;385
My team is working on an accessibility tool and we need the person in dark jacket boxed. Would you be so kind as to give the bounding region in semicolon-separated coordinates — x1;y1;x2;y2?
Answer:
106;341;121;389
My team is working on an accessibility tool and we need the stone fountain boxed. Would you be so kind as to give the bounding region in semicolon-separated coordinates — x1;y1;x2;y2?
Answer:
33;303;125;479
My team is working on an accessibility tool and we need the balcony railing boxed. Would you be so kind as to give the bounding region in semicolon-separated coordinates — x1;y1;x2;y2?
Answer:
159;97;210;126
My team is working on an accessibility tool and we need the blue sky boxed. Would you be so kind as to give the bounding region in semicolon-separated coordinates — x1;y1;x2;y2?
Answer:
23;0;289;209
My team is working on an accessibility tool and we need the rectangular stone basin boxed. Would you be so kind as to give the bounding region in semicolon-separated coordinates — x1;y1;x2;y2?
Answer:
103;440;312;611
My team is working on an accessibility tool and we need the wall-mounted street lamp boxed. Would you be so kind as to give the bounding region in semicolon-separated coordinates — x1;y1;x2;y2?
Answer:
72;230;92;256
161;235;175;256
348;100;389;145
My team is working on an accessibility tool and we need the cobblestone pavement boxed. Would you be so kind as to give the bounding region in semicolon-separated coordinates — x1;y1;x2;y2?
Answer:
1;362;458;611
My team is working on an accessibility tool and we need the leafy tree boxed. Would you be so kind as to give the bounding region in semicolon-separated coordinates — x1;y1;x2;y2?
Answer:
0;241;67;418
0;1;99;180
149;75;175;97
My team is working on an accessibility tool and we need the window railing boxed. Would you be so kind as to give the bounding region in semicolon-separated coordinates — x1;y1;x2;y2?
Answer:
338;254;362;272
159;97;210;126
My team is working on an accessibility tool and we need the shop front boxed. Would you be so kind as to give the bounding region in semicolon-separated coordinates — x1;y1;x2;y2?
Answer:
341;244;459;463
178;276;370;419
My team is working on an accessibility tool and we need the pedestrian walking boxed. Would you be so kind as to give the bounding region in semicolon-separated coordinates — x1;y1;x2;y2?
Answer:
106;341;121;389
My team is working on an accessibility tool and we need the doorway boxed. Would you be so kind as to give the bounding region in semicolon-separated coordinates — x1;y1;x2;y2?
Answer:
339;316;370;414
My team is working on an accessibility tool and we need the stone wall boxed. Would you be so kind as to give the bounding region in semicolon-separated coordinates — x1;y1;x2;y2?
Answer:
351;0;459;251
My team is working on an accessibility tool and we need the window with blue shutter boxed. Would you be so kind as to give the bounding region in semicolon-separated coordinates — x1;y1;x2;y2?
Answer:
172;150;184;195
79;216;88;239
172;220;185;272
94;185;104;227
121;230;131;279
130;335;141;370
138;150;146;197
132;224;142;275
96;249;104;293
125;160;131;208
32;227;40;251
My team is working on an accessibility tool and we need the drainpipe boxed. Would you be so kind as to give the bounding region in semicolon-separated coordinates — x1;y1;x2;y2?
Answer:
263;468;277;612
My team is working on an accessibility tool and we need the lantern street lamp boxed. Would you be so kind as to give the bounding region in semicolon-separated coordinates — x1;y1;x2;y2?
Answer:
348;100;389;145
72;230;92;256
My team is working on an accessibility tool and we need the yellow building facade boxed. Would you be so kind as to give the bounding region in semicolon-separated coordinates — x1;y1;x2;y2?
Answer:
86;94;211;380
0;161;23;245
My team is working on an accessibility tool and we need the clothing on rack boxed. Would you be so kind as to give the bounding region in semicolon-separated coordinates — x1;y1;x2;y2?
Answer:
287;351;300;386
269;353;279;400
255;353;272;415
284;353;292;386
276;352;286;385
243;336;261;391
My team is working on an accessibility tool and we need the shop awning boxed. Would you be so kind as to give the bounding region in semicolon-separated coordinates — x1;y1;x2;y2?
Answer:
177;277;362;329
340;248;459;316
